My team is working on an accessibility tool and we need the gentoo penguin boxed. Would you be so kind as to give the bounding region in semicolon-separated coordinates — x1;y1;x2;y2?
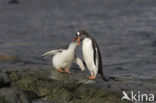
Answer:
73;30;105;80
41;41;85;74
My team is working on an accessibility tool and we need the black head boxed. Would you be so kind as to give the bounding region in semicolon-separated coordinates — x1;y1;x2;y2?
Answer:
73;30;89;45
76;30;89;40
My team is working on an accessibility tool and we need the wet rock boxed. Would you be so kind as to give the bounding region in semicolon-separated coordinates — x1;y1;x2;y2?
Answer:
0;87;31;103
4;68;129;103
108;76;125;82
0;54;19;62
0;73;11;88
32;98;55;103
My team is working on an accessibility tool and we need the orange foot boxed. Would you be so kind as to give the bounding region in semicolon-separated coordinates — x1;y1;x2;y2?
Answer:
58;68;64;73
86;75;96;80
65;69;72;74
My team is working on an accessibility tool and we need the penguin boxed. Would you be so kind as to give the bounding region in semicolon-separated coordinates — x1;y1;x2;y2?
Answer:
73;30;105;80
41;41;85;74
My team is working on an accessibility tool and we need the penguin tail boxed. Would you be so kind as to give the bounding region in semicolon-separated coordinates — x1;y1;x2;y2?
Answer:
98;66;108;81
101;73;108;81
98;51;108;81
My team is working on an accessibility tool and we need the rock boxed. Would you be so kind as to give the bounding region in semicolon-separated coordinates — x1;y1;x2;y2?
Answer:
4;67;129;103
108;76;125;82
0;87;31;103
32;98;56;103
0;54;19;62
0;73;11;88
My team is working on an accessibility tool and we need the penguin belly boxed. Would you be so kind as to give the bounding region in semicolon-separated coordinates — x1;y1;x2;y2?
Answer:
82;38;97;76
52;50;74;69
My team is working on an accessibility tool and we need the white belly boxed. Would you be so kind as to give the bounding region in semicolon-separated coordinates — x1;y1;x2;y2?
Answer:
82;38;95;70
52;50;74;69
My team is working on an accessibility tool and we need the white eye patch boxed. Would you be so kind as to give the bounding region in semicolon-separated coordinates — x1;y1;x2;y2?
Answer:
77;32;80;36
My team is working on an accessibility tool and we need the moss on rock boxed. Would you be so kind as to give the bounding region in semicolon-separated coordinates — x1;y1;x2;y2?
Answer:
0;73;11;88
4;68;131;103
0;87;31;103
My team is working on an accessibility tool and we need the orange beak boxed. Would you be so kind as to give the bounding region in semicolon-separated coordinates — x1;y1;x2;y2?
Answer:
73;37;81;46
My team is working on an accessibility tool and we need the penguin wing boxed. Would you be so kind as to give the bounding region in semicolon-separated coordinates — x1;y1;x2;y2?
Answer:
92;40;98;66
41;49;62;57
91;38;107;80
74;56;85;71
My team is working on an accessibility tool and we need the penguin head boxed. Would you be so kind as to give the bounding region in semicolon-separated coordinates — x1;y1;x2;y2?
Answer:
69;40;78;49
73;30;89;46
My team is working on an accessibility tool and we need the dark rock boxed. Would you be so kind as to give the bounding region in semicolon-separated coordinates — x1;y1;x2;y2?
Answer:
0;73;11;88
32;98;55;103
4;68;129;103
0;87;31;103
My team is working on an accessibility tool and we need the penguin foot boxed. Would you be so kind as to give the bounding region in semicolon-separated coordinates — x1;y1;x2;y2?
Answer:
65;70;72;74
86;75;96;80
58;68;64;73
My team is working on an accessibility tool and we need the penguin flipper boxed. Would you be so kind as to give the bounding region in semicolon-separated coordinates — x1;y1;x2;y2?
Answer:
41;49;62;57
74;56;85;72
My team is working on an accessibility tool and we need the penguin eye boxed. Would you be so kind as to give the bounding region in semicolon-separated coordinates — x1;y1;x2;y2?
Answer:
76;32;80;36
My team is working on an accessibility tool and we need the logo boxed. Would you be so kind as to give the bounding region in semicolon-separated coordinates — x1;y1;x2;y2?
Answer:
121;91;155;102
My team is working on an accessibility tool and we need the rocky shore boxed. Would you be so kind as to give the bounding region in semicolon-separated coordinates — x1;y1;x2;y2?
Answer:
0;65;130;103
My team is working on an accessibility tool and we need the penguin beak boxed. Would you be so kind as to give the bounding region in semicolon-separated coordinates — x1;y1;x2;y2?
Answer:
73;36;80;46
